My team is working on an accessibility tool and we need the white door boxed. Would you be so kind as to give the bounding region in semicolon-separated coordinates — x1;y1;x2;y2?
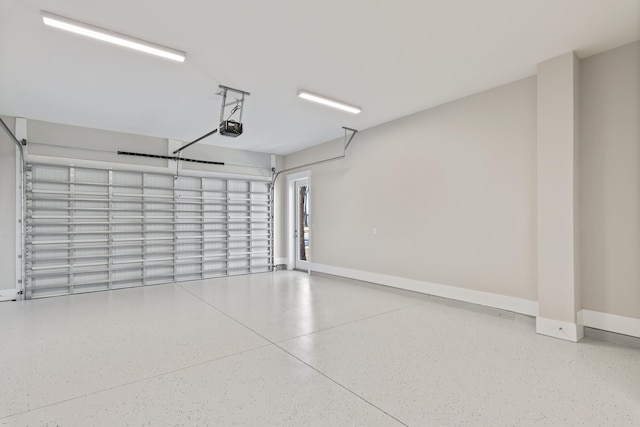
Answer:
294;179;310;270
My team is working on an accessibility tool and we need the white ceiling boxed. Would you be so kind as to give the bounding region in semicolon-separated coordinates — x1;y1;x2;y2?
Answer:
1;0;638;155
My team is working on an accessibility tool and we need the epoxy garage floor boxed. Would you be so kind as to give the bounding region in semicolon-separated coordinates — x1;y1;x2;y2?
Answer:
1;271;640;426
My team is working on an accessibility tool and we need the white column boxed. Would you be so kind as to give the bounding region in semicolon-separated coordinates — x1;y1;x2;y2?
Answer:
536;52;582;342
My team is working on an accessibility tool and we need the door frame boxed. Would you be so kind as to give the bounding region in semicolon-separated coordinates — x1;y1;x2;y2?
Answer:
286;171;311;271
294;178;310;271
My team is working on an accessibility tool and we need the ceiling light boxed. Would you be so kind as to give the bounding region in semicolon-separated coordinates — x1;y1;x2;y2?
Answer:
41;11;186;62
298;91;361;114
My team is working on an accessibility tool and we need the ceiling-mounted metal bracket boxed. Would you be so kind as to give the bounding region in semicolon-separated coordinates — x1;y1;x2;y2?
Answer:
271;126;360;186
217;85;250;124
343;126;358;151
173;84;251;156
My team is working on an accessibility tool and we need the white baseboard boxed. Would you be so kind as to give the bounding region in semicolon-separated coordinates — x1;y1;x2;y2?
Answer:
581;309;640;339
301;263;639;341
0;289;18;302
309;263;538;317
536;317;584;342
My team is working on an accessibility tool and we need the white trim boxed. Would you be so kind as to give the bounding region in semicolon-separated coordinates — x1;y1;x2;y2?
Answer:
12;119;27;299
309;262;539;317
293;179;310;272
285;170;312;182
0;289;18;302
581;309;640;339
15;117;27;141
14;143;22;298
286;171;311;270
298;263;640;342
536;317;584;342
24;153;271;181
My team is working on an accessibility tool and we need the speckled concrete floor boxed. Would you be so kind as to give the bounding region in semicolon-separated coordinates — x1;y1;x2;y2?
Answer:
1;271;639;426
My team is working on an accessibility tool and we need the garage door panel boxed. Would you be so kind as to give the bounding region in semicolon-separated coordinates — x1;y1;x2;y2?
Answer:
25;163;273;298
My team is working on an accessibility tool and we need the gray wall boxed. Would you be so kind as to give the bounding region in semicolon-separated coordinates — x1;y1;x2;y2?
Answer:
580;41;640;319
25;119;272;177
0;116;17;290
285;77;539;301
282;40;640;321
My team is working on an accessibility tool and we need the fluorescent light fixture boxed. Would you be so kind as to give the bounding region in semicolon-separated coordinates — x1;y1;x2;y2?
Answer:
41;11;186;62
298;90;361;114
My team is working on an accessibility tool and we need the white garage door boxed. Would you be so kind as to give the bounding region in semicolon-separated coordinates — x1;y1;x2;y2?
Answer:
25;163;272;298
